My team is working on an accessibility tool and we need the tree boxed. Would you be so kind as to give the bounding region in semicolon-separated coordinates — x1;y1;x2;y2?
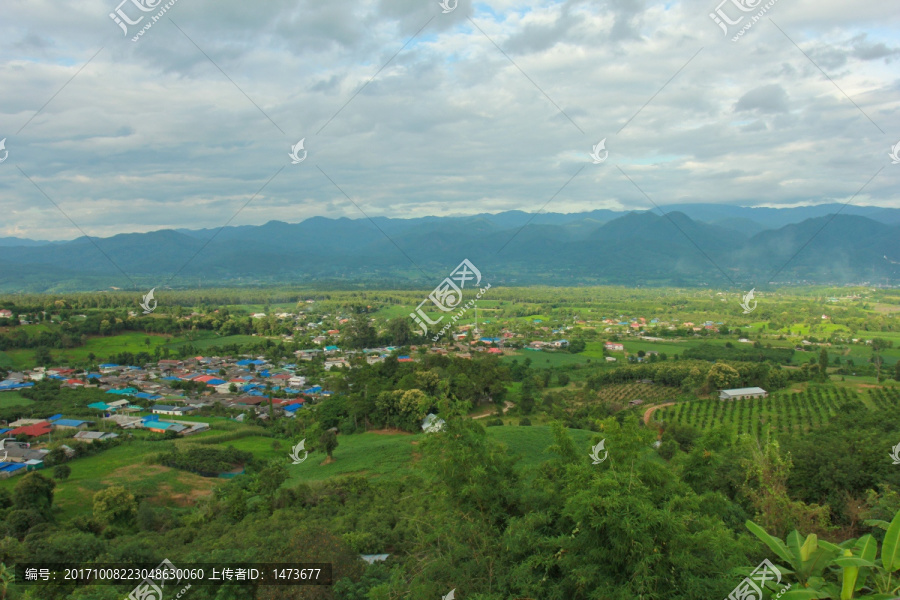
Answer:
0;562;11;600
705;363;740;391
387;316;412;346
319;430;338;460
256;463;288;498
92;485;138;527
818;348;828;381
34;346;52;366
13;472;55;516
344;314;378;349
567;338;586;353
52;465;71;480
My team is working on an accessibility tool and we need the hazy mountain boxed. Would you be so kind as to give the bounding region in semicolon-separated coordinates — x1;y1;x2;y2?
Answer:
2;210;900;291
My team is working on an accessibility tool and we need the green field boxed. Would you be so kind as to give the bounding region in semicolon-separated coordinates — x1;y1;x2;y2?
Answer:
0;331;275;370
0;423;596;521
652;384;900;437
0;440;216;521
0;390;34;408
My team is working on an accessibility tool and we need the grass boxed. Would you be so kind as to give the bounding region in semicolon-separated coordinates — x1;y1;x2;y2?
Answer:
0;390;34;408
0;439;216;521
286;431;421;484
284;425;597;485
0;330;270;371
486;425;595;469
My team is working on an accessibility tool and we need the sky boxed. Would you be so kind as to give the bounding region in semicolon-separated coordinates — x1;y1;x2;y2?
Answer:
0;0;898;240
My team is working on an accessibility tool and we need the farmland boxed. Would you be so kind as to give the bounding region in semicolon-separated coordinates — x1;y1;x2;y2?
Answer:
652;384;900;437
1;284;899;600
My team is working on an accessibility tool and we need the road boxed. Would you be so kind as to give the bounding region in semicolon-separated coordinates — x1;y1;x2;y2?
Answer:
472;401;515;419
643;402;676;426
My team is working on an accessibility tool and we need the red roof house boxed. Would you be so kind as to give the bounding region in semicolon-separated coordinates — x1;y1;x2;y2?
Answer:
10;422;53;437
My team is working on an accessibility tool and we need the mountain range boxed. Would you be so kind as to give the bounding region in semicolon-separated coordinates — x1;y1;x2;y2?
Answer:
1;204;899;292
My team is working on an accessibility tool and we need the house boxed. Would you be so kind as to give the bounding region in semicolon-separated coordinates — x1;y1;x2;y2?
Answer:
360;554;390;565
105;414;143;428
0;380;34;392
8;422;53;438
0;462;27;479
150;405;196;416
719;387;768;401
605;356;617;362
53;419;91;430
422;413;445;433
629;399;644;406
0;309;12;319
551;340;569;349
215;382;235;394
324;359;350;370
73;431;119;442
233;396;266;406
604;342;624;352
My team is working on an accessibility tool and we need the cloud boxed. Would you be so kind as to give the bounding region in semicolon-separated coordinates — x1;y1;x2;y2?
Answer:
734;84;789;114
0;0;896;241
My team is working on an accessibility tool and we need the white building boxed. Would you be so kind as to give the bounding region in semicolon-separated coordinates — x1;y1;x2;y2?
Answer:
719;387;768;401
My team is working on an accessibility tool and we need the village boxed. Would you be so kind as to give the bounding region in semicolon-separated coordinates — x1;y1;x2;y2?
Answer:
0;296;855;483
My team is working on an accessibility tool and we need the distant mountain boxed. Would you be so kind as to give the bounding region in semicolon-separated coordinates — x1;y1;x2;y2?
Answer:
1;209;899;291
0;237;54;247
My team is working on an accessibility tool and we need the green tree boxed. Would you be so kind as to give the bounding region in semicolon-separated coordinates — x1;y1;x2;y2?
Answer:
34;346;52;366
256;463;288;498
705;363;740;391
319;430;338;459
52;465;71;480
567;338;586;353
818;347;829;381
387;316;413;346
13;472;55;516
92;485;138;527
0;562;11;599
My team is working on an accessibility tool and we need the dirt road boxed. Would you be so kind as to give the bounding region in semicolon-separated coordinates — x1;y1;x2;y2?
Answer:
643;402;675;426
472;401;515;419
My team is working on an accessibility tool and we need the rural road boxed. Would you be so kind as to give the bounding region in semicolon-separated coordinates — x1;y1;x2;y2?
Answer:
472;401;515;419
643;402;676;426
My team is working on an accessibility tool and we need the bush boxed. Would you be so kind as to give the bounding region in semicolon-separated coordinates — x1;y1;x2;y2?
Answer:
6;509;44;539
154;446;253;475
486;418;503;427
657;439;679;460
519;418;532;426
52;465;71;480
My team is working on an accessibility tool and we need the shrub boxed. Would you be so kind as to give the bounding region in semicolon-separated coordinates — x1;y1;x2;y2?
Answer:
52;464;71;480
519;418;532;426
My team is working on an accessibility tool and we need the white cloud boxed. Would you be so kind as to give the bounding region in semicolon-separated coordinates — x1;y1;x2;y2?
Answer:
0;0;896;240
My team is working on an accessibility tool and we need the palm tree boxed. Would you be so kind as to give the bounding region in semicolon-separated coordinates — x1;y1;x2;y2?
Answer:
0;562;12;599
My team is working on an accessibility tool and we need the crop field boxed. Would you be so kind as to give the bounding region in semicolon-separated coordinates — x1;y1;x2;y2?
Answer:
586;383;678;407
652;386;900;437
